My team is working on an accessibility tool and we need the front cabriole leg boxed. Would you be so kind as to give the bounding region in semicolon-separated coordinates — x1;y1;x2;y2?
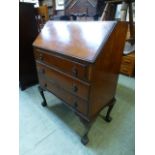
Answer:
79;117;93;145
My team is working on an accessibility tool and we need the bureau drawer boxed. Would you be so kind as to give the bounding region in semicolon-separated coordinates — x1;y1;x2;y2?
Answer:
34;48;88;81
36;62;90;100
39;76;88;115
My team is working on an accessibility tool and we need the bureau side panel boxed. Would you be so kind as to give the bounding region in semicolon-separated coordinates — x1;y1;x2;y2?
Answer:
89;22;128;118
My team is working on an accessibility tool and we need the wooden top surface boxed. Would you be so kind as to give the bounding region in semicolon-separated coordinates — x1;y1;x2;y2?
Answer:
33;21;117;63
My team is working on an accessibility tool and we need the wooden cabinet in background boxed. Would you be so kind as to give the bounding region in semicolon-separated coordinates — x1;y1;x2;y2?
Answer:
19;2;39;90
120;52;135;76
33;21;128;145
65;0;97;17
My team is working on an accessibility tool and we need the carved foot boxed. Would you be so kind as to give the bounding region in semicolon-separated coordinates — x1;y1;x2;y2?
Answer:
81;135;89;145
41;101;47;107
79;117;93;145
103;97;116;123
103;116;112;122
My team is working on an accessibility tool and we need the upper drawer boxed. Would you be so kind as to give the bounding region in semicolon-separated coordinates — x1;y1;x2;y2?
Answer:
36;62;90;101
34;48;89;81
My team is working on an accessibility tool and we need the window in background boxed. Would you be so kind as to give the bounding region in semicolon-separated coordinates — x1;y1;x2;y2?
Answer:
20;0;39;7
56;0;65;10
115;2;135;22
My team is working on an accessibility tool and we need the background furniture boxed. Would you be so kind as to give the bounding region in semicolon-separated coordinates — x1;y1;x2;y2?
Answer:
51;0;99;21
100;0;135;76
120;52;135;76
50;0;106;21
120;22;135;76
101;0;135;41
35;5;49;32
65;0;97;17
33;21;127;145
19;2;39;90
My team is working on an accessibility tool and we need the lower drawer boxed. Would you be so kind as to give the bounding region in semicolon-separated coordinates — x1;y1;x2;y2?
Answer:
39;76;88;115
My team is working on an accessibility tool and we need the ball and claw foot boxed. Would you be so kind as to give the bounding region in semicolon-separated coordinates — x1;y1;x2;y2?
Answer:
103;116;112;123
81;135;89;145
41;101;47;107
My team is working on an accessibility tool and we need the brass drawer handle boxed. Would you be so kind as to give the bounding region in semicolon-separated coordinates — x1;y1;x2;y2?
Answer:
72;66;78;77
72;84;78;92
39;54;44;61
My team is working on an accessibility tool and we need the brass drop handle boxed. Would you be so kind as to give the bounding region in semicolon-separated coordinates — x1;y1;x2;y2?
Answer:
72;67;78;77
72;84;78;92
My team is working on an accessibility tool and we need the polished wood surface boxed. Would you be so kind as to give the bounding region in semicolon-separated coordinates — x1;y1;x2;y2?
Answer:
36;62;90;100
33;21;117;63
34;48;90;81
39;75;88;115
33;21;127;144
88;22;128;117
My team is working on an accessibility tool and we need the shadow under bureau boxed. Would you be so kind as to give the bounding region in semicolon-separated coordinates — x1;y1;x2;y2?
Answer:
33;21;127;145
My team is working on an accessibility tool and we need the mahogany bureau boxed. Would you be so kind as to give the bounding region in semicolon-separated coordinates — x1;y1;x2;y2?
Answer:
33;21;127;145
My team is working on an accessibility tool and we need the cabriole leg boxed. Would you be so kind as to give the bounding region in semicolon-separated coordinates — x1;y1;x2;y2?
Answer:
38;86;47;107
79;118;92;145
104;97;116;122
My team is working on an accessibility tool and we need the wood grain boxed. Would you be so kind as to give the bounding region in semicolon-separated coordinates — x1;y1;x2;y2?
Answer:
33;21;117;63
